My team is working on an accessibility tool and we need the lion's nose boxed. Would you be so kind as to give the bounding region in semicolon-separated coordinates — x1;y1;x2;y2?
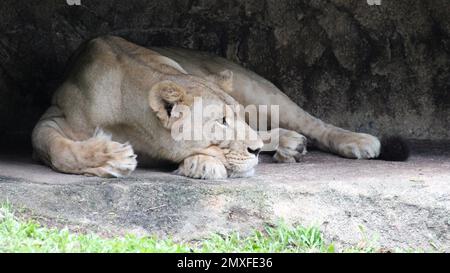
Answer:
247;148;261;156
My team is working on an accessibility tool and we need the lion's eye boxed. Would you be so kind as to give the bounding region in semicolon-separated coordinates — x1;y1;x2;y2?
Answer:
218;117;228;126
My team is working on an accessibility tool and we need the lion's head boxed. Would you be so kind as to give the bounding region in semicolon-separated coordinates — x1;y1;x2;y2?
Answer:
148;71;264;178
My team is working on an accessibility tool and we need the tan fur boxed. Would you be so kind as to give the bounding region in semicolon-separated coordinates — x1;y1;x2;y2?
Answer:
32;36;381;179
32;36;263;179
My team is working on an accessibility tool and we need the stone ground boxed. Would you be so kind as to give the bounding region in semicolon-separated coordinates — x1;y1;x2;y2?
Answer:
0;141;449;251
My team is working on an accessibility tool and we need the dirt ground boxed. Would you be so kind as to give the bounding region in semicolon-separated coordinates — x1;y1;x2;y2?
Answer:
0;140;449;251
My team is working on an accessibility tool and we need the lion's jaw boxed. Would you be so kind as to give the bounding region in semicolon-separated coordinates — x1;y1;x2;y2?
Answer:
218;119;262;178
224;150;259;178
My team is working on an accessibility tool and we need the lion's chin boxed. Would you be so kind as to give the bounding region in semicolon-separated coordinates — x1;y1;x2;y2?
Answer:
227;168;255;178
226;157;259;178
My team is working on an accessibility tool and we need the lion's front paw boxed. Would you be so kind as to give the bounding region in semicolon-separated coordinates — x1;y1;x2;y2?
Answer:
336;133;381;159
80;132;137;178
274;131;307;163
176;155;227;180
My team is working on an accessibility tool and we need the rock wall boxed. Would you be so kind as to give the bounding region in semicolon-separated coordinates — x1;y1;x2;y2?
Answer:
0;0;449;149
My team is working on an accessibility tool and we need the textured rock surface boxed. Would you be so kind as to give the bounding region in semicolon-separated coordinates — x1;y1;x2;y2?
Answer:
0;0;449;148
1;141;449;251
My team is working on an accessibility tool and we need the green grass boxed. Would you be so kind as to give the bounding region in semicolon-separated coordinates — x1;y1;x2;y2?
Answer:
0;204;375;253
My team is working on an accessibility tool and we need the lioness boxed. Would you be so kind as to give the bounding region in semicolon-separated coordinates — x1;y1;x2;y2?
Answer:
32;36;408;179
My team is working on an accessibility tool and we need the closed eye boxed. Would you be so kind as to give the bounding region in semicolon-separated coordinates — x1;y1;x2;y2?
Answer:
217;117;228;126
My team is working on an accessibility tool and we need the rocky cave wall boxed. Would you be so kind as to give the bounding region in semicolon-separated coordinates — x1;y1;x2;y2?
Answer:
0;0;449;149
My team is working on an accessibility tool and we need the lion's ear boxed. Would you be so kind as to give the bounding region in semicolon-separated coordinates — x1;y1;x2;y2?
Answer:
149;80;188;128
206;70;234;93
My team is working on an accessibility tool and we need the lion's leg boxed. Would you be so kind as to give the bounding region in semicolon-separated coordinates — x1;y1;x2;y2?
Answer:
259;128;307;163
309;125;381;159
32;108;137;178
280;108;381;159
240;88;380;159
